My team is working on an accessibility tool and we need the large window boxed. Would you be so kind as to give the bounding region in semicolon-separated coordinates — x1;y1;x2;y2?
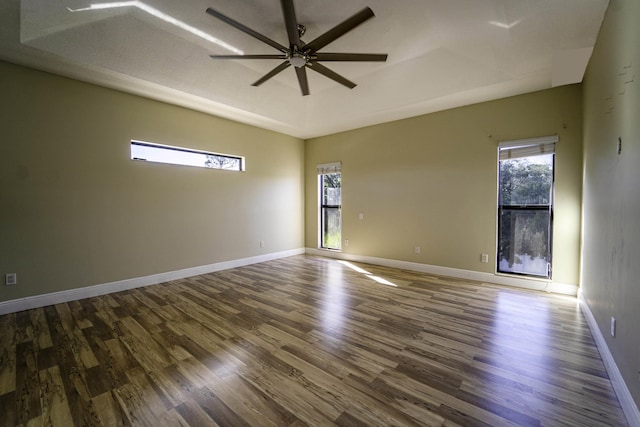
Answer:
131;140;244;171
318;163;342;250
497;136;556;278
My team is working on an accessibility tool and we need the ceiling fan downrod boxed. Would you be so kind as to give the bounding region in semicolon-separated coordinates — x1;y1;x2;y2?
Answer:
206;1;388;95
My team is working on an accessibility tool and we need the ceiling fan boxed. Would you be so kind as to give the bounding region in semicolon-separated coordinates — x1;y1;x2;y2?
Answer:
206;0;388;96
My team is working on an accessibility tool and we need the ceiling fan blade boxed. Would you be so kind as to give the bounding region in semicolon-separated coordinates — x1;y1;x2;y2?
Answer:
206;7;288;53
314;53;388;62
295;66;310;96
307;62;356;89
252;61;291;86
210;55;288;60
280;0;301;48
304;7;375;53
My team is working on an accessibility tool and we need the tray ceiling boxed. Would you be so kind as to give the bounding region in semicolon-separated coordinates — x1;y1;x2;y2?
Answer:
0;0;609;138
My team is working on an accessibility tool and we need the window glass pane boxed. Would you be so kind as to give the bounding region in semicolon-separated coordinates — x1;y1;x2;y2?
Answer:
322;208;342;249
498;209;550;276
320;173;341;250
499;155;553;205
497;153;553;278
131;141;243;171
204;154;241;170
323;185;342;206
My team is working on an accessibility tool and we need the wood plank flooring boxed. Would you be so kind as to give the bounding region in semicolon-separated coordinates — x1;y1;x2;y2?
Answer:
0;255;629;426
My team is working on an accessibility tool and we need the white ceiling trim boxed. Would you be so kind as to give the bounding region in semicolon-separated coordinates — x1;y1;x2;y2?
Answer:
1;0;610;139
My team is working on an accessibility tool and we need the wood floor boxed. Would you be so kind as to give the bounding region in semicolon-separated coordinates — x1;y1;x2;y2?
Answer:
0;255;628;426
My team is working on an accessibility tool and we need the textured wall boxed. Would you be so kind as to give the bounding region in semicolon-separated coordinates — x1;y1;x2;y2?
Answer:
582;0;640;406
306;85;583;286
0;61;305;302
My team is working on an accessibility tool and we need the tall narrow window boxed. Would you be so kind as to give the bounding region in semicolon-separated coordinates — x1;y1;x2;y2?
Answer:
318;162;342;250
497;136;556;278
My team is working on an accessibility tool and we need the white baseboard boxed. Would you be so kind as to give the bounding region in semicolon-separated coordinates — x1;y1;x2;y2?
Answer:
578;291;640;427
305;248;578;296
0;248;305;316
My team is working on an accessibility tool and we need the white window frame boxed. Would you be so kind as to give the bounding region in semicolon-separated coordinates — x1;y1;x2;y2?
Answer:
131;140;244;171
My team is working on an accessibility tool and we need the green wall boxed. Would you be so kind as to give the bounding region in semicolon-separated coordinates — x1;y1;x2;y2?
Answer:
306;85;583;286
0;60;305;302
0;60;586;301
582;0;640;406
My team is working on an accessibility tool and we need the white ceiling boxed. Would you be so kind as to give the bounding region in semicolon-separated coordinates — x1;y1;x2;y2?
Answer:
0;0;609;139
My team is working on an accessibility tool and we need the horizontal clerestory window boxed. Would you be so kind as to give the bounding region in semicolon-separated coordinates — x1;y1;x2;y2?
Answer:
131;140;244;171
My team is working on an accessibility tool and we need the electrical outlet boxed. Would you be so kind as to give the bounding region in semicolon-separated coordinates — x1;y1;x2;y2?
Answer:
5;273;17;286
611;317;616;337
344;239;349;247
259;240;265;248
481;253;489;263
414;246;421;254
358;212;364;220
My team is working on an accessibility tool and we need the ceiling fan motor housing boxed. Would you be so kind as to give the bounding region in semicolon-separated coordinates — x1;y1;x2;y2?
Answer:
206;1;388;95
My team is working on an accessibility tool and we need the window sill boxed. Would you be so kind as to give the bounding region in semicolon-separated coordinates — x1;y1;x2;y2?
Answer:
495;272;551;282
317;247;342;253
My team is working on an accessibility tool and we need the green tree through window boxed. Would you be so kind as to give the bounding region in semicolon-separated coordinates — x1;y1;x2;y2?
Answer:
498;155;554;277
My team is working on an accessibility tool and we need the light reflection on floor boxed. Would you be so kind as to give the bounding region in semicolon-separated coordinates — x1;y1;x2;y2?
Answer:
338;261;398;287
320;262;346;335
475;291;557;413
319;260;398;337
